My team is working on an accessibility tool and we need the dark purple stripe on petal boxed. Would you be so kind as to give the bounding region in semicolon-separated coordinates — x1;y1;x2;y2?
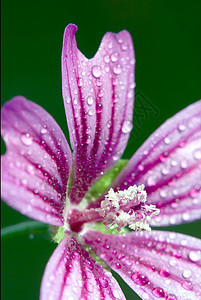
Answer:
1;96;72;225
40;232;126;300
84;230;201;300
62;24;135;204
90;101;201;225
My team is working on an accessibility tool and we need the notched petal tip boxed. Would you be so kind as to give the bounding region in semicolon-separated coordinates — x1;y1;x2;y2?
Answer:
62;23;135;205
63;23;78;39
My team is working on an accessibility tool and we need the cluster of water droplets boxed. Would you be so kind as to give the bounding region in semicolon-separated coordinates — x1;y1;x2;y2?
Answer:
119;112;201;226
4;119;71;225
84;230;201;300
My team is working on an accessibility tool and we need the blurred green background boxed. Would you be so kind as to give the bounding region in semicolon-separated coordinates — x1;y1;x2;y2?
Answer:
1;0;201;299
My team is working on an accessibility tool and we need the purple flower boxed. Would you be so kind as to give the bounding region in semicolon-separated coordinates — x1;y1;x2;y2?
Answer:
1;23;201;300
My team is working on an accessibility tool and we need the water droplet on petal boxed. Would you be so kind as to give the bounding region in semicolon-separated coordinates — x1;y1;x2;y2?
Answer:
107;41;113;49
113;64;122;75
41;126;47;134
99;276;108;288
98;89;104;98
88;109;93;116
21;133;33;146
147;176;156;186
122;120;133;133
180;160;188;169
160;152;168;162
87;95;94;105
159;269;170;277
131;272;149;286
121;42;128;51
104;54;110;63
96;103;103;113
92;65;102;78
193;149;201;160
115;262;121;269
84;282;94;293
181;281;193;291
152;287;165;298
26;165;35;175
182;270;192;278
110;52;118;62
189;188;199;198
164;137;170;144
189;250;201;262
178;123;186;131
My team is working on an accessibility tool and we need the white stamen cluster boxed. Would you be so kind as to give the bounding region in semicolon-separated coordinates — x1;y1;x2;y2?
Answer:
99;185;160;232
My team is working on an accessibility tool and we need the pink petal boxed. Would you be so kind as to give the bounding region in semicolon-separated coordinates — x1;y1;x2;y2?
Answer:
40;232;126;300
62;24;135;204
1;96;72;226
90;101;201;226
84;230;201;300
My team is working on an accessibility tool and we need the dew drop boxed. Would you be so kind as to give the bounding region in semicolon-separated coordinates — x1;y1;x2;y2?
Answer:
159;269;170;277
87;95;94;106
152;287;165;298
96;103;103;113
182;213;190;221
115;262;121;269
160;190;167;198
180;160;188;169
104;54;110;63
92;65;102;78
99;277;109;288
121;42;128;51
21;133;33;146
96;78;102;86
138;164;144;171
84;282;94;293
107;41;113;49
164;137;170;144
26;165;35;175
110;52;118;62
113;64;122;75
182;270;192;278
189;250;201;262
122;120;133;133
131;272;149;286
41;126;47;134
160;152;168;162
193;149;201;160
181;280;193;291
172;250;182;258
78;77;83;87
88;109;93;116
178;123;186;131
147;176;156;186
189;188;199;198
98;89;104;98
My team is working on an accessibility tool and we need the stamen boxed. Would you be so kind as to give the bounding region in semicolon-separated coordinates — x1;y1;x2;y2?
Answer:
99;185;160;232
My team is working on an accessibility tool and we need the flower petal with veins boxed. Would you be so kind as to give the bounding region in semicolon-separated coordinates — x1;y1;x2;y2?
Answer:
62;24;135;204
84;230;201;300
1;96;72;226
40;232;126;300
89;100;201;226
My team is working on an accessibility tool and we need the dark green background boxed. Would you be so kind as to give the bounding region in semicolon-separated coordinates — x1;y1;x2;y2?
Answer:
1;1;201;299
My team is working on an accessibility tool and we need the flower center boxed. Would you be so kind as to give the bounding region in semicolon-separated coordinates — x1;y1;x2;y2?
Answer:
99;184;160;232
66;184;160;234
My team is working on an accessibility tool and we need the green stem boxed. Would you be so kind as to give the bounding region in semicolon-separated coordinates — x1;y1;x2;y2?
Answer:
1;221;49;238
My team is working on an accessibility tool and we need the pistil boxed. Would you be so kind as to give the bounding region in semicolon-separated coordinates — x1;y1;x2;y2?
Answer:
67;184;160;233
